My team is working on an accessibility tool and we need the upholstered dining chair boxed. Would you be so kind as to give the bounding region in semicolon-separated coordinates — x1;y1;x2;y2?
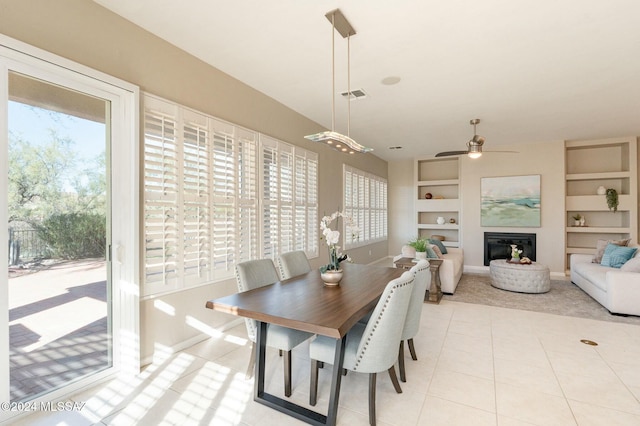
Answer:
309;271;415;426
276;250;312;280
235;259;313;397
398;259;430;382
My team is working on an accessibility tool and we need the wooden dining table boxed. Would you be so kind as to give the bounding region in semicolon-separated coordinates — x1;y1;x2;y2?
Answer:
205;262;403;426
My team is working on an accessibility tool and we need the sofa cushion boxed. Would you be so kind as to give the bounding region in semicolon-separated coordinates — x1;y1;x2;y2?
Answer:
620;257;640;272
428;238;448;255
573;261;610;291
593;238;630;263
429;244;444;259
425;246;439;259
601;244;637;268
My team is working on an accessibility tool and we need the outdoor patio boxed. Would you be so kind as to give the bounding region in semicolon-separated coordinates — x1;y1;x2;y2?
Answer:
8;259;109;402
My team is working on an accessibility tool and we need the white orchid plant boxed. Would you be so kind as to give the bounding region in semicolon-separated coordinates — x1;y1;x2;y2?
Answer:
320;210;359;273
510;244;523;259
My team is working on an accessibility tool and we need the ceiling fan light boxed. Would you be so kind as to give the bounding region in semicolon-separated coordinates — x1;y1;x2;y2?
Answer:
468;151;482;159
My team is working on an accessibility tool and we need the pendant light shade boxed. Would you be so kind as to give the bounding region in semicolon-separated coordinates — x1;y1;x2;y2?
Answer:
305;9;372;154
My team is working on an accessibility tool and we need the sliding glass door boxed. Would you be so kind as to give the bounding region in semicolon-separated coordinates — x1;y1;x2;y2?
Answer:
0;37;138;423
7;72;111;402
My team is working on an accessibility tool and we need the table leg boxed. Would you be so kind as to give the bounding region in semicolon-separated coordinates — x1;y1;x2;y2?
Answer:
253;321;331;425
254;321;267;399
326;336;347;425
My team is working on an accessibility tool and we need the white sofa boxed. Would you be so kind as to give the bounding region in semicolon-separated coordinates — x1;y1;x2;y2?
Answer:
396;246;464;294
570;247;640;316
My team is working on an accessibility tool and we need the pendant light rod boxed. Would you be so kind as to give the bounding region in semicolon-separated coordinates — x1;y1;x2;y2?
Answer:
347;33;351;137
305;9;372;154
331;12;335;133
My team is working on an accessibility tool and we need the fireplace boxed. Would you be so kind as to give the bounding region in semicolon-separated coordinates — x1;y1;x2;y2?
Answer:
484;232;536;266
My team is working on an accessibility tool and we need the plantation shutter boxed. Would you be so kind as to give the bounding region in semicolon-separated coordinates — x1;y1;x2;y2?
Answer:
279;144;294;254
307;155;319;256
237;128;258;263
143;98;180;293
294;153;307;252
211;118;236;277
343;165;388;248
261;136;279;259
182;109;211;282
142;94;319;296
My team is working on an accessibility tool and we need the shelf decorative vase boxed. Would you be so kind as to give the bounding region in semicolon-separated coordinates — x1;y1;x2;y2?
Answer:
436;216;445;225
597;185;606;195
320;269;343;286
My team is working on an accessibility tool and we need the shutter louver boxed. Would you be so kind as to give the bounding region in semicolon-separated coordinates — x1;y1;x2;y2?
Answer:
183;112;210;281
237;129;258;263
307;156;319;256
211;119;236;274
144;107;180;291
261;138;279;259
294;155;307;252
279;148;293;254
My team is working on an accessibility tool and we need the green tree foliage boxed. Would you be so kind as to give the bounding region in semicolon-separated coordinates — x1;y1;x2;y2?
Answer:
8;129;77;222
35;213;106;259
8;127;107;259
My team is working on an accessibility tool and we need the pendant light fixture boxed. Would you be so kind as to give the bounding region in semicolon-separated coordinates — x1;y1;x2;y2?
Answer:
305;9;373;154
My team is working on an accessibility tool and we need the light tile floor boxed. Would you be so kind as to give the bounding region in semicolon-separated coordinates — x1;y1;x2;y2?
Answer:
14;300;640;426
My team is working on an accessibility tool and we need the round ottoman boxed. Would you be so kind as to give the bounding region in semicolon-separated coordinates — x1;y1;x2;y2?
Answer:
489;259;551;293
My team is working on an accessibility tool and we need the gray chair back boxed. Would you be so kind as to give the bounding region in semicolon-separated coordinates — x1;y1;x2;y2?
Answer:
277;250;312;279
401;259;430;340
235;259;280;341
352;270;415;373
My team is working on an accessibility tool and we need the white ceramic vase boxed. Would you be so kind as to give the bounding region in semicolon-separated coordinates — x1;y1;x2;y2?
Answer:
597;185;606;195
415;251;427;260
320;269;343;286
436;216;445;225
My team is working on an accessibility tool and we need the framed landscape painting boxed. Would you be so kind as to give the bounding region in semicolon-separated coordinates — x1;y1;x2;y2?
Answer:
481;175;541;227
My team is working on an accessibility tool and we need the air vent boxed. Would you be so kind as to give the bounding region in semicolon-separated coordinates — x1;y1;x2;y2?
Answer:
341;89;367;99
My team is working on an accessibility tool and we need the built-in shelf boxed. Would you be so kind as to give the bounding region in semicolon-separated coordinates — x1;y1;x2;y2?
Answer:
564;137;638;271
415;157;461;248
417;224;459;230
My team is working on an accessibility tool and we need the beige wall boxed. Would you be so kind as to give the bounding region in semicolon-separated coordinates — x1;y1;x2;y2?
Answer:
0;0;388;361
389;140;567;275
388;160;415;255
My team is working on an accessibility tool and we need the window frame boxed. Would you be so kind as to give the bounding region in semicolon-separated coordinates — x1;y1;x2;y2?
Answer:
343;164;388;249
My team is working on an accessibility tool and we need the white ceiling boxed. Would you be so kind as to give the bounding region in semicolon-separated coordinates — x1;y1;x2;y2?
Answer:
94;0;640;161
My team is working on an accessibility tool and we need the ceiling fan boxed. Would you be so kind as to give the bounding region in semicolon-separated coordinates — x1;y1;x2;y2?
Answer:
435;119;515;159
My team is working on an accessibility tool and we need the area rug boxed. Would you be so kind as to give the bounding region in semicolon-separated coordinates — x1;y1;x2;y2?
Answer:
444;273;640;326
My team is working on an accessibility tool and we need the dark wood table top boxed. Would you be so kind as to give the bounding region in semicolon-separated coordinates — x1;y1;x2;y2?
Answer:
206;262;403;339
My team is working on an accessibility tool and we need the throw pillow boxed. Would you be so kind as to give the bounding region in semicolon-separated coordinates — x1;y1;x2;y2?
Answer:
593;238;631;263
428;238;448;255
425;246;439;259
601;244;637;268
429;244;444;259
620;257;640;272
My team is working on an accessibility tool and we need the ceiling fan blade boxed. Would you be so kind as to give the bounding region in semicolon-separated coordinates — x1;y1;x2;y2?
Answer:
435;150;468;157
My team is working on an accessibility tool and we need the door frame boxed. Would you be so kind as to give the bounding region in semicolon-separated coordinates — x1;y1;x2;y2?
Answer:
0;34;139;423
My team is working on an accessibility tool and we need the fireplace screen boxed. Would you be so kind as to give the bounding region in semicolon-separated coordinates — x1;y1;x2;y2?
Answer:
484;232;536;266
